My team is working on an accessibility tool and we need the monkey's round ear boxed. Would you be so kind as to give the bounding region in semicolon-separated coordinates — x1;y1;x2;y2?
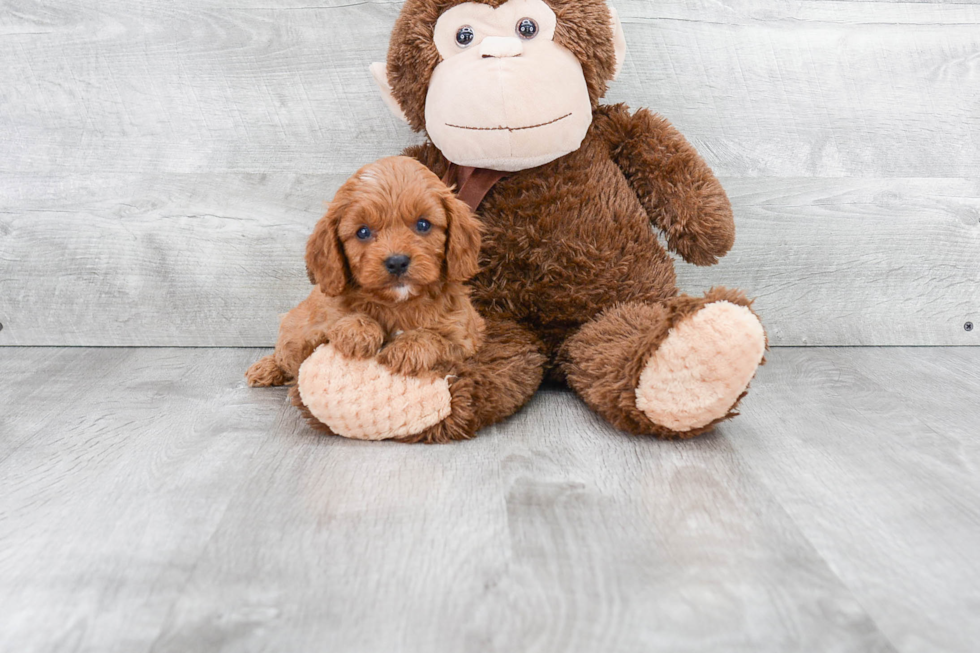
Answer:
370;62;410;124
609;6;627;81
305;198;351;297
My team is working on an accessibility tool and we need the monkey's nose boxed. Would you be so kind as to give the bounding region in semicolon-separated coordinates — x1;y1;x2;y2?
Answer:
479;36;523;59
384;254;411;276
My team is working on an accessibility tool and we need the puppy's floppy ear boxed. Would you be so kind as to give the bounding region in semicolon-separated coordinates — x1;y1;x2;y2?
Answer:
306;187;353;296
442;191;482;282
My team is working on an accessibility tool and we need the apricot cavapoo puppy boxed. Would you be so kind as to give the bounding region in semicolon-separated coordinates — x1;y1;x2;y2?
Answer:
246;156;485;389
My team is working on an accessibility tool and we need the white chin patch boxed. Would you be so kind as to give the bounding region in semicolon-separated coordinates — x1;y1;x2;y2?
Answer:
392;285;415;302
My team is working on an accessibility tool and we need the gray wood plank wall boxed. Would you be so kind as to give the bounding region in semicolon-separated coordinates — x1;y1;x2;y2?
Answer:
1;0;978;346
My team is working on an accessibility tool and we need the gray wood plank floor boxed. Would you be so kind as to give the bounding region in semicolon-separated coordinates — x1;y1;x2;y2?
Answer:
1;347;977;653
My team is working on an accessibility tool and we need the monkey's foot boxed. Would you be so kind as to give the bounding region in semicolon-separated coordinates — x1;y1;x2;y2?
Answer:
297;344;452;440
635;301;766;433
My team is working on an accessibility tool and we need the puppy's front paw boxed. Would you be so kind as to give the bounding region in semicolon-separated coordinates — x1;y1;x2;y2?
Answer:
378;334;441;377
327;316;384;360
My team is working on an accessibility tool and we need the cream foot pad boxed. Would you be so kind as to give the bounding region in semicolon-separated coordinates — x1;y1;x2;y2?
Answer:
297;344;452;440
635;301;766;433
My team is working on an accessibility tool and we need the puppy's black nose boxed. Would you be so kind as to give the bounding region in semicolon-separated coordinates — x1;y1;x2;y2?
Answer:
384;254;411;276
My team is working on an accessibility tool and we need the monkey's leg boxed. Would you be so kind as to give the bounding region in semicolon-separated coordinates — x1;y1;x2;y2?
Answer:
291;317;546;443
405;318;546;443
560;289;766;438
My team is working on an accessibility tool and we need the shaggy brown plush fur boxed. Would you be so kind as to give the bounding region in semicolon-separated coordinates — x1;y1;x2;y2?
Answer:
246;156;484;386
392;101;756;440
392;1;754;440
404;103;735;356
559;287;765;437
289;315;546;444
257;0;765;442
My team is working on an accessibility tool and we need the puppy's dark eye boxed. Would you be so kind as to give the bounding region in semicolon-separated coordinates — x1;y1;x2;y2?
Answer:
456;25;475;47
516;18;538;39
356;226;372;240
415;218;432;233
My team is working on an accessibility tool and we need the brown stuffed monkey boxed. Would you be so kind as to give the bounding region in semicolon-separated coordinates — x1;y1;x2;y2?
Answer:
252;0;767;443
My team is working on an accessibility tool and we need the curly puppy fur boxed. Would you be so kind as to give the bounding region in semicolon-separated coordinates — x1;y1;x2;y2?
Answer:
246;156;485;389
290;316;546;444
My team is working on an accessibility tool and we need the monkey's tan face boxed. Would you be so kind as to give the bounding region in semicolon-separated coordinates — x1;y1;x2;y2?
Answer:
424;0;594;172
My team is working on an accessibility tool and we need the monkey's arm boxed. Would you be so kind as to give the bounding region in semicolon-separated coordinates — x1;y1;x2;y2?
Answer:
596;104;735;266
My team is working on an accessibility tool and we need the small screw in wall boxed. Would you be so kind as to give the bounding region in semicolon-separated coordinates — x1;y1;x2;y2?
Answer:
967;322;975;332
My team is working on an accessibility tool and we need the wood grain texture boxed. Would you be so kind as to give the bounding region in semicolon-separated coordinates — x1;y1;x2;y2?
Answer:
0;173;329;347
609;0;980;178
1;175;976;346
0;348;285;653
2;0;978;177
149;389;899;653
2;347;939;653
725;347;980;653
0;347;137;460
1;0;978;346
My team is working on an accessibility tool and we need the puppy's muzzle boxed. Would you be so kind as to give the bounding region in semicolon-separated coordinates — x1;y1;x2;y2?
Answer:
384;254;411;277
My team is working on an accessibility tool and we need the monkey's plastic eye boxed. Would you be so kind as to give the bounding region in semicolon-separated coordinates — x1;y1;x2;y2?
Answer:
456;26;475;47
356;226;372;240
516;18;538;39
415;218;432;233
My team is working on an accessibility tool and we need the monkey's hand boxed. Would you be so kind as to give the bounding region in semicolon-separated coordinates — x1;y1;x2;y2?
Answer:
327;314;385;360
597;104;735;266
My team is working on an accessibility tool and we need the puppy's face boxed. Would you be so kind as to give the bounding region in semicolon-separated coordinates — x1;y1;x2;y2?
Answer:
306;156;481;302
339;168;449;302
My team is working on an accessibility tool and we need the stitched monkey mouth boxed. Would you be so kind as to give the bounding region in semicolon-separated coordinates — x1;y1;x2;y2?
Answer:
444;112;573;132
